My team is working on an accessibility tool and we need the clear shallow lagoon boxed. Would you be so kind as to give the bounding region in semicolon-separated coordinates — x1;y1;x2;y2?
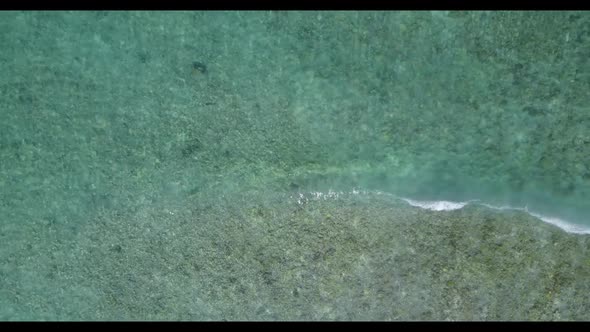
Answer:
1;11;589;320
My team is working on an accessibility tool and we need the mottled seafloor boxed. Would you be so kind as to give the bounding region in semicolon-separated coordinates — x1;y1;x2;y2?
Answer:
1;11;589;320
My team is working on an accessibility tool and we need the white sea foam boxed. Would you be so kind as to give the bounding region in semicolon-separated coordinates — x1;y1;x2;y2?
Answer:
291;188;590;235
530;212;590;234
474;203;590;234
400;198;473;211
400;197;590;234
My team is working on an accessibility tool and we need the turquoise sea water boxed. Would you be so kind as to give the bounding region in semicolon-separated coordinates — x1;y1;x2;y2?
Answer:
1;11;589;320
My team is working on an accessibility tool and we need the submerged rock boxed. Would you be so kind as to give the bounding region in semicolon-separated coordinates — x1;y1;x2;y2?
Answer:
74;189;590;320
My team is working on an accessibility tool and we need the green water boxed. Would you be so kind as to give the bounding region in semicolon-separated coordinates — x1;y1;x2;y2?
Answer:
1;11;589;320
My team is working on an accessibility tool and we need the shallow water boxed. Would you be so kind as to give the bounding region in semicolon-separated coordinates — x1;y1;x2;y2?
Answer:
1;11;589;320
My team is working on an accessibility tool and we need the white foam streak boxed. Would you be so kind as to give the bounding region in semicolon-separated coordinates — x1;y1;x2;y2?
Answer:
290;189;590;235
531;213;590;234
401;198;471;211
401;198;590;235
477;203;590;234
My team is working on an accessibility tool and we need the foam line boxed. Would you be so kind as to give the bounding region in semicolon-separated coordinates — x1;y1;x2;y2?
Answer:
400;198;474;211
400;197;590;235
290;189;590;235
